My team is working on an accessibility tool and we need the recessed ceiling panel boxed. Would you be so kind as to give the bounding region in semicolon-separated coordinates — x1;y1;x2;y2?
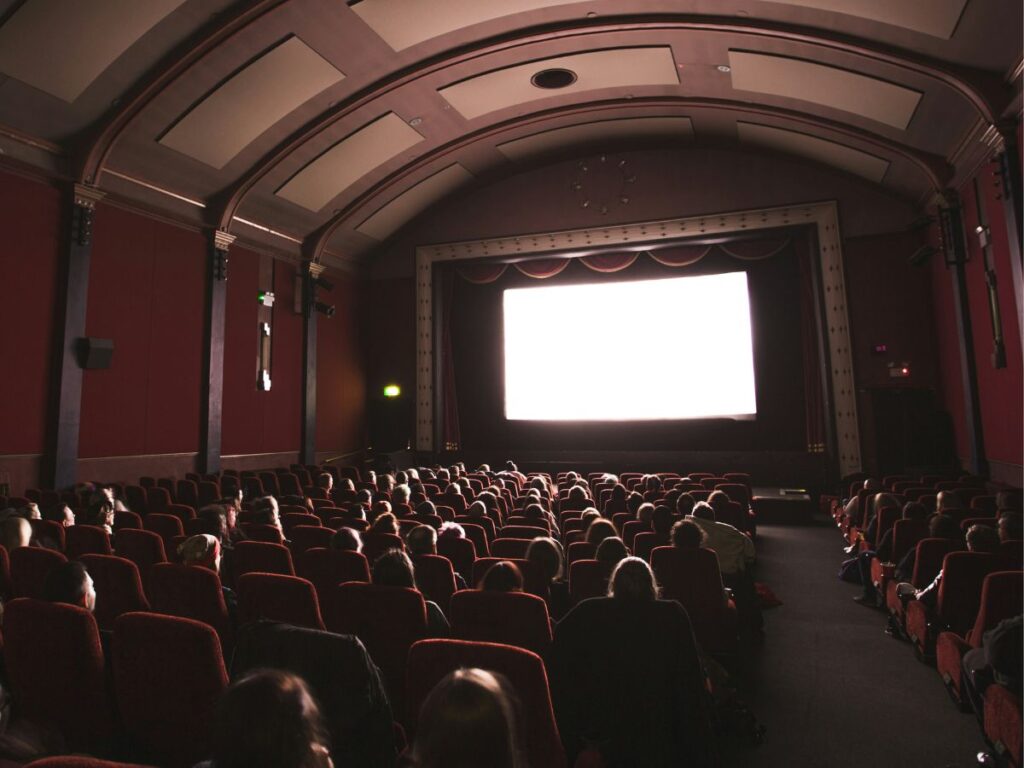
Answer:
498;117;693;161
353;0;586;51
737;121;889;183
160;37;345;169
0;0;185;102
757;0;968;39
728;51;921;130
277;113;424;212
356;164;474;241
440;47;679;121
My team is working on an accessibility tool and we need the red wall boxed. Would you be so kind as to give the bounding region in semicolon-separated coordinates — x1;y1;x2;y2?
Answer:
79;204;206;457
221;247;303;455
0;171;61;455
316;269;366;453
929;165;1023;472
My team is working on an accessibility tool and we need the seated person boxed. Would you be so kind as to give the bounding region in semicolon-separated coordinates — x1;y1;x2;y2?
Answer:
179;533;238;622
371;512;399;536
406;668;526;768
372;549;449;637
854;501;927;605
198;669;334;768
479;561;523;593
595;536;628;571
251;496;282;532
907;523;1001;611
526;537;569;621
407;524;466;590
0;517;31;551
84;500;115;535
550;557;716;767
893;513;963;582
330;527;363;553
585;519;617;548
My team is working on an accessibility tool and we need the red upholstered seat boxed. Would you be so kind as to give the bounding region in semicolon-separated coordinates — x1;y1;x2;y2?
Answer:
498;524;549;540
998;539;1023;571
237;572;325;630
278;472;302;497
984;684;1022;768
113;611;228;768
288;525;334;562
142;513;185;553
566;541;596;566
490;537;530;559
4;599;113;754
299;547;370;602
29;519;66;551
455;515;496;542
10;546;67;599
65;525;112;559
568;559;613;603
239;522;285;544
25;757;156;767
125;485;147;514
113;510;143;532
450;589;552;656
633;531;670;563
0;545;12;601
232;540;295;580
406;639;566;768
78;554;149;631
175;479;199;509
451;521;489;557
651;546;739;653
145;486;171;513
323;583;427;712
436;535;476;581
114;529;168;589
906;552;995;658
281;513;321;535
147;563;233;650
620;520;651;550
412;554;458;612
164;503;196;523
936;570;1024;706
197;480;221;508
886;538;956;620
362;532;405;565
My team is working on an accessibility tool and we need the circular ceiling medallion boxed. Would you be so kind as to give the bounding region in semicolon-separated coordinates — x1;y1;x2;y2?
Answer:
530;68;577;89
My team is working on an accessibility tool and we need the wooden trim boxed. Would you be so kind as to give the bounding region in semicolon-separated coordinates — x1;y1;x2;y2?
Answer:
415;200;863;477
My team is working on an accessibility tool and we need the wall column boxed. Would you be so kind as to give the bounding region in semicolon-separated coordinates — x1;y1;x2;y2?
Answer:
47;184;105;489
939;192;987;476
995;126;1023;358
200;230;234;475
300;261;321;466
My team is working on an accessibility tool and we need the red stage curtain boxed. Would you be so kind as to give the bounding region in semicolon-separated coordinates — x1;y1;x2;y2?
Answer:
441;270;461;450
797;245;826;453
648;245;711;267
456;263;507;283
720;238;791;261
579;252;638;273
514;259;571;279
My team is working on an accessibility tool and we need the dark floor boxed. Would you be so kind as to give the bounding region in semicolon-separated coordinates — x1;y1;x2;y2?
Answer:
719;519;986;768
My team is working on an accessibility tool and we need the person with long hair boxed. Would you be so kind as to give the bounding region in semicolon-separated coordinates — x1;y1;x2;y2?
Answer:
406;668;526;768
202;669;333;768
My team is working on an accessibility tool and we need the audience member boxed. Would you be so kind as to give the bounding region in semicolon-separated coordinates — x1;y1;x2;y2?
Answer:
43;561;96;611
671;518;705;550
407;668;526;768
550;557;716;766
372;549;449;637
371;513;399;536
853;501;928;605
595;536;628;570
330;527;363;553
0;517;31;551
585;518;616;547
201;669;333;768
479;561;523;593
526;537;569;620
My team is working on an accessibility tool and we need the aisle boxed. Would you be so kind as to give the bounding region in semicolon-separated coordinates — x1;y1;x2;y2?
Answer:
720;522;985;768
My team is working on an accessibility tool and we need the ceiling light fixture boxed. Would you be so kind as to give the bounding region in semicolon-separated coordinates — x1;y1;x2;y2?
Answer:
408;117;423;126
531;68;577;89
717;65;732;73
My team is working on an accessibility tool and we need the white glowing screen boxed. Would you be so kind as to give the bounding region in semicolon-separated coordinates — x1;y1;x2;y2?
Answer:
503;272;757;420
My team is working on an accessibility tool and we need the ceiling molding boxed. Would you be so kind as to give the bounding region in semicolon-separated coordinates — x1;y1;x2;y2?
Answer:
304;95;950;261
213;14;999;232
76;0;289;184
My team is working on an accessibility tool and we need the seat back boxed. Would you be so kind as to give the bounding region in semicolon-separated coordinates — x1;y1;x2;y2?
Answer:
324;583;427;707
436;535;476;581
490;538;530;559
499;525;548;540
633;531;669;563
78;554;149;631
568;559;613;603
651;546;736;652
911;538;957;588
145;487;171;513
164;504;196;523
412;554;458;612
147;563;232;649
65;525;113;559
237;573;324;630
288;525;334;561
4;599;113;753
113;510;143;532
29;519;66;551
362;532;405;564
113;611;227;767
566;541;596;566
175;479;199;509
299;547;370;601
935;552;996;636
406;639;565;768
472;557;549;600
142;513;185;552
233;540;295;579
239;522;285;543
998;539;1023;571
281;513;321;535
621;520;651;550
114;529;168;586
10;546;68;599
966;570;1024;647
0;545;11;601
890;518;929;564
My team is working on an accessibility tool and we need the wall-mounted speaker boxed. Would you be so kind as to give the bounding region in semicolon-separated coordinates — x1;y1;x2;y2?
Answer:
77;337;114;369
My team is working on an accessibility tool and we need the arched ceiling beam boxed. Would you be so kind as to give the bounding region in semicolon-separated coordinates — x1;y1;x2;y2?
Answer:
304;95;952;261
74;0;288;188
215;13;1007;234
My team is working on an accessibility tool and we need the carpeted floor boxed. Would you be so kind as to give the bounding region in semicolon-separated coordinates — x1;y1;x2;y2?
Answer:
718;519;986;768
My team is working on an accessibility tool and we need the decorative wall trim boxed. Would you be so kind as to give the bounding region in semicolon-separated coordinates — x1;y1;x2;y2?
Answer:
415;200;862;477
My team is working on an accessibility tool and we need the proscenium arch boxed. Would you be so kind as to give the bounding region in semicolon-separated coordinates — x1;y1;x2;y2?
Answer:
414;200;862;478
306;96;951;261
210;13;1000;235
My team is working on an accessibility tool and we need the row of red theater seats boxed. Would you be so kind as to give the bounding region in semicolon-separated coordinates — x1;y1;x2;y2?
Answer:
831;481;1022;767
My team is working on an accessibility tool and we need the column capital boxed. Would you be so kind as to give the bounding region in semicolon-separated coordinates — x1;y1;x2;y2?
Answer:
212;229;236;252
73;183;105;209
306;261;327;279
